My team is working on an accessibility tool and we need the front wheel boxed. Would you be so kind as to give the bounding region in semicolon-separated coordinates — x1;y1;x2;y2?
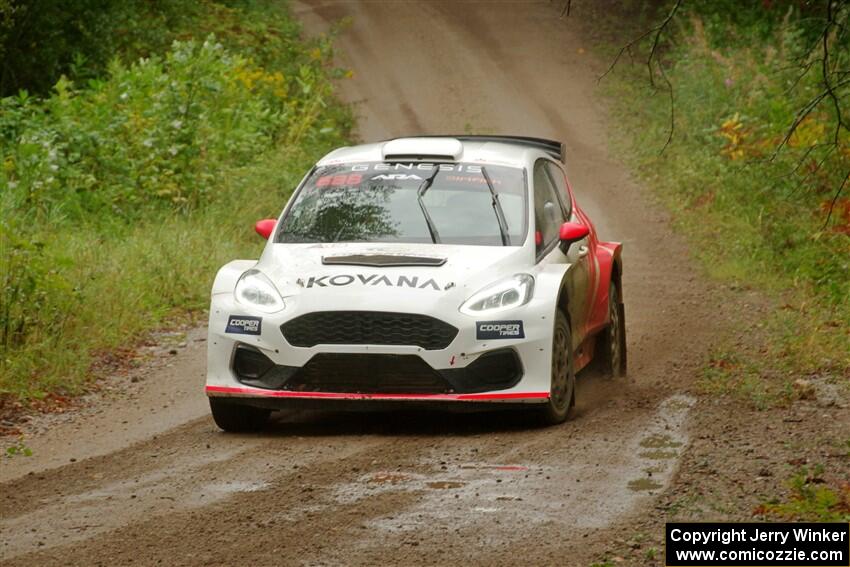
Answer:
599;281;627;377
209;398;270;432
537;310;576;425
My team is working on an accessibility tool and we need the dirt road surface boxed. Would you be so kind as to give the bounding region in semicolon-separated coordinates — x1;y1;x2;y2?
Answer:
1;2;730;565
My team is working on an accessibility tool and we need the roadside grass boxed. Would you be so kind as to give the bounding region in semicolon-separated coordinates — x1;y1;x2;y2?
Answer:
756;465;850;522
0;2;353;406
598;11;850;409
1;155;319;401
588;2;850;529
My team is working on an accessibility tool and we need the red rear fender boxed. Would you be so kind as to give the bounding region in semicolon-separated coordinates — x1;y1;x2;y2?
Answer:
588;241;623;333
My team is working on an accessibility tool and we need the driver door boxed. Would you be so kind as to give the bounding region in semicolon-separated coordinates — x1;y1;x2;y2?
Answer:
533;160;592;348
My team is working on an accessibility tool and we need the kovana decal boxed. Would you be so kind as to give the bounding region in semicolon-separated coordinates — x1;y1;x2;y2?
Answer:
226;315;262;335
303;273;443;291
476;320;525;340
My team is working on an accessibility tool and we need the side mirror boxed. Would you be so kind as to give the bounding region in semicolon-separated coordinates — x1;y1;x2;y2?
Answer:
254;219;276;240
558;221;589;245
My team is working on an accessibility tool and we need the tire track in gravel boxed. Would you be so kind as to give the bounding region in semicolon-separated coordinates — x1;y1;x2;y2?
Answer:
4;397;693;566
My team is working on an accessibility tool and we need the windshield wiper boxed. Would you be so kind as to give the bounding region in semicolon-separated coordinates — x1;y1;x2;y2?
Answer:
480;166;510;246
417;167;442;244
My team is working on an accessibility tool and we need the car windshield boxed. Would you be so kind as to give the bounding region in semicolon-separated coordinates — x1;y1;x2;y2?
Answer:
276;162;527;246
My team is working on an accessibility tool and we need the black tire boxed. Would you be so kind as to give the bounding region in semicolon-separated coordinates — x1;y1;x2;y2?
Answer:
599;281;627;378
209;398;270;432
538;310;576;425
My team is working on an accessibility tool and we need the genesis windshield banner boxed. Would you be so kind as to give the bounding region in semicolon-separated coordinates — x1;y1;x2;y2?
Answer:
665;522;849;566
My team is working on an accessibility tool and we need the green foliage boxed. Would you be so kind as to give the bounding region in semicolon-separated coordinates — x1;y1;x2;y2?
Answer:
603;5;850;404
687;1;846;46
0;0;202;97
0;0;349;98
757;465;850;522
1;30;345;220
0;213;76;360
0;2;352;402
4;437;31;458
623;18;850;303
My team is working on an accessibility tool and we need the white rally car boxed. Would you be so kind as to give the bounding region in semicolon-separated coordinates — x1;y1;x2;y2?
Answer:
206;136;625;431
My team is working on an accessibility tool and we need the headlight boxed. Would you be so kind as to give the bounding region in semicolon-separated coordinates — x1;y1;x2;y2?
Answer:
234;269;285;313
459;274;534;315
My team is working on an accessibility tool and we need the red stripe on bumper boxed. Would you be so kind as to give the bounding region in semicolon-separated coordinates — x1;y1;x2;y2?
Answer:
205;385;549;402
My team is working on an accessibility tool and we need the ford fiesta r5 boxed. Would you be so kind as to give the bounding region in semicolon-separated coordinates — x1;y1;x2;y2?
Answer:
205;136;626;431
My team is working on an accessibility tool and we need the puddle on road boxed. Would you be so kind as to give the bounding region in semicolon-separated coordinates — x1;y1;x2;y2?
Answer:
459;464;529;472
367;472;413;485
327;393;696;539
204;480;270;494
627;478;664;492
627;395;692;496
639;449;679;460
639;434;683;449
427;481;466;489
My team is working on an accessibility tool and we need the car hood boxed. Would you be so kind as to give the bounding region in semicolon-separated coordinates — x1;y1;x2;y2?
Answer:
258;242;530;306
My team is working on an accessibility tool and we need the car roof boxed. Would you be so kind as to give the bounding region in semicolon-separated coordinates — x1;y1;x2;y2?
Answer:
315;136;565;169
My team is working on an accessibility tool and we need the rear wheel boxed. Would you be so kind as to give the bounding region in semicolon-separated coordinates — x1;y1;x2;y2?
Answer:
209;398;270;432
599;281;627;377
538;310;576;425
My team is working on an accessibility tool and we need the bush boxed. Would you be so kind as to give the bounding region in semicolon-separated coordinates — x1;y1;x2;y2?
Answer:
2;35;338;220
0;0;204;97
0;3;352;403
600;4;849;402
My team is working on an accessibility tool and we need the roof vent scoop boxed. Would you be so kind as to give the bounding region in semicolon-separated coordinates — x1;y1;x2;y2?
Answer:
382;137;463;162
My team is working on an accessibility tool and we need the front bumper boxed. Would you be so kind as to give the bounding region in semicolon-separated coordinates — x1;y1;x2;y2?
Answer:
205;291;554;406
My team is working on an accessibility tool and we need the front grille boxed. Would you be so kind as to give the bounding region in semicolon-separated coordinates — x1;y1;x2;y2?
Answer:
285;353;452;394
232;346;523;394
281;311;458;350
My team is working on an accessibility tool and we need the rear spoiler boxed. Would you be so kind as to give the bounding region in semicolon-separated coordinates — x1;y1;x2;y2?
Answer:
385;135;566;164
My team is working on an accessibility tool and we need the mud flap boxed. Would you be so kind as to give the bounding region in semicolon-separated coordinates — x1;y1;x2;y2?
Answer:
617;302;627;375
